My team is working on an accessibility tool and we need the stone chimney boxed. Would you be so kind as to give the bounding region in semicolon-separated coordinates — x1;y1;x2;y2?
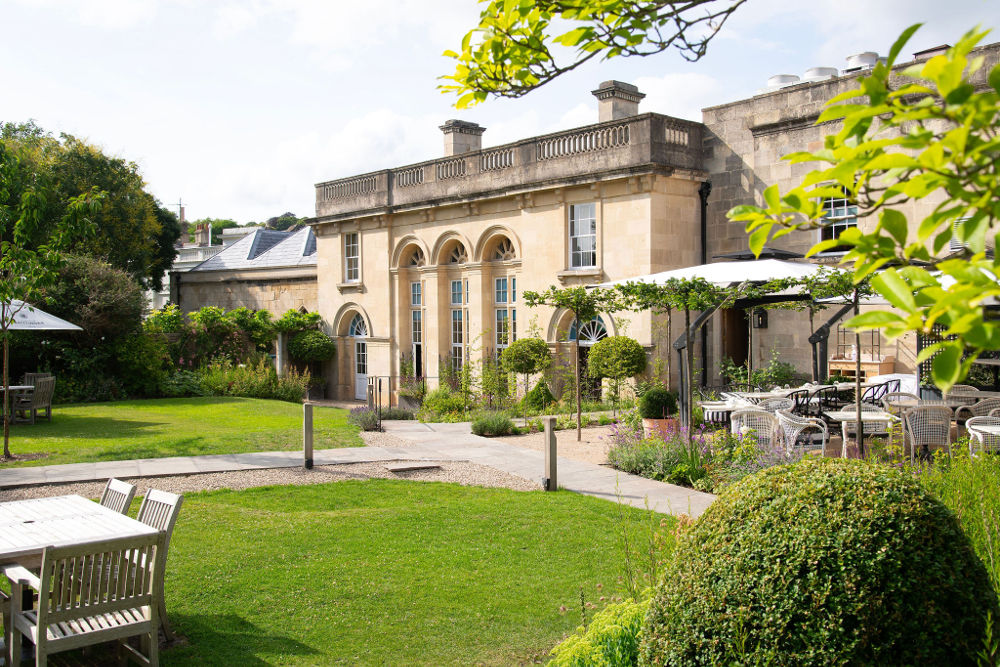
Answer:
591;81;645;122
194;223;211;247
440;119;485;156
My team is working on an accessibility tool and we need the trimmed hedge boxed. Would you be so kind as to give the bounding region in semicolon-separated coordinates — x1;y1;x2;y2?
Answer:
637;387;676;419
288;329;336;362
471;412;515;437
640;458;999;666
522;380;556;412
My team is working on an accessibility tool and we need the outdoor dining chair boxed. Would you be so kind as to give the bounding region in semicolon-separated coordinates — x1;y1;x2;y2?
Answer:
837;403;893;457
730;409;780;449
966;416;1000;455
904;405;953;461
14;376;55;424
785;389;811;416
757;397;794;412
135;488;184;641
99;478;137;515
881;392;921;416
954;398;1000;428
860;380;893;405
776;409;827;454
2;533;162;667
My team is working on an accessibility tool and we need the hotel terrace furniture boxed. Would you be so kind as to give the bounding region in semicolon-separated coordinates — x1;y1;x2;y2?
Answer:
824;407;897;458
776;409;828;453
954;398;1000;428
99;479;137;515
730;409;780;449
966;417;1000;454
14;376;55;425
0;386;32;420
904;405;954;463
756;397;794;412
973;358;1000;390
0;494;161;665
135;489;184;641
2;533;162;667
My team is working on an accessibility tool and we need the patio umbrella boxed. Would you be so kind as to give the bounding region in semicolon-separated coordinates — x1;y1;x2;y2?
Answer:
1;301;82;459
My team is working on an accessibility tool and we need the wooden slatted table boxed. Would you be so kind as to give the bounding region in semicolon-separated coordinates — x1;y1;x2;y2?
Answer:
0;494;159;565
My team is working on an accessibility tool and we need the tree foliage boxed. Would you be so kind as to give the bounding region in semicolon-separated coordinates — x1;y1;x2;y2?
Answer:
587;335;646;379
500;336;552;376
0;121;179;288
441;0;745;107
730;26;1000;392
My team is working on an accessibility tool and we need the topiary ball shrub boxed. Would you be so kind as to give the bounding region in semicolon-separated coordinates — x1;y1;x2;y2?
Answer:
471;412;515;437
640;458;999;667
638;386;676;419
587;335;647;380
287;329;336;362
522;380;556;412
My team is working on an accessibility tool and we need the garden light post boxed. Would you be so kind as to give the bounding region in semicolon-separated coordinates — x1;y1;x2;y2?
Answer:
543;416;557;491
303;402;314;469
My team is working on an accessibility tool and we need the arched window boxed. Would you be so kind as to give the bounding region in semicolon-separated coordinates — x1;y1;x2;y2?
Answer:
349;314;368;337
569;317;607;346
492;237;516;261
407;247;426;267
448;243;468;264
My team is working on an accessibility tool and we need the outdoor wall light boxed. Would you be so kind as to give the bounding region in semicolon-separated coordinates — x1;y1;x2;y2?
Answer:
753;308;768;329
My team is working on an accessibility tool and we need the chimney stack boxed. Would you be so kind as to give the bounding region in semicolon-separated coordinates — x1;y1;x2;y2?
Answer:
440;119;486;156
591;81;645;122
195;223;211;247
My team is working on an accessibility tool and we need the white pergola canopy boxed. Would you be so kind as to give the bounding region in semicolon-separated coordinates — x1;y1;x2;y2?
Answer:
1;301;82;331
596;258;841;289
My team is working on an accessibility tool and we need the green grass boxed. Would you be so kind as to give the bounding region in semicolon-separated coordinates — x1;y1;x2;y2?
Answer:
0;397;361;468
155;480;665;666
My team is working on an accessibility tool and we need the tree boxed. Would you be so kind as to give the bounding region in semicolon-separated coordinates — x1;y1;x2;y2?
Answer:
0;121;177;289
523;286;618;440
500;337;552;415
0;140;102;458
442;0;745;106
587;335;646;413
730;25;1000;393
265;212;304;231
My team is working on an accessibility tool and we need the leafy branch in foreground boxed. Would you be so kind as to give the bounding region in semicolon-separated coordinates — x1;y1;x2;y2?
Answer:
729;25;1000;392
441;0;745;107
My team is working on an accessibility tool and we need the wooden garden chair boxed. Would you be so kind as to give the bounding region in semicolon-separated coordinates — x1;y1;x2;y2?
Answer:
134;489;184;641
100;478;137;515
15;377;55;424
2;533;162;667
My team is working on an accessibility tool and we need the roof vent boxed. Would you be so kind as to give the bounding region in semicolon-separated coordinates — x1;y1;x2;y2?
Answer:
766;74;800;88
802;66;838;82
843;51;879;74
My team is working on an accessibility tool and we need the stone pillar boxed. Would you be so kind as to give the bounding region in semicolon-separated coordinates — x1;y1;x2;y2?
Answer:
275;332;287;376
440;120;485;156
591;81;645;122
544;416;557;491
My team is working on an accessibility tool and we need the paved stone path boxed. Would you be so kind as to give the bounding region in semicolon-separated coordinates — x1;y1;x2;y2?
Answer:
0;422;716;517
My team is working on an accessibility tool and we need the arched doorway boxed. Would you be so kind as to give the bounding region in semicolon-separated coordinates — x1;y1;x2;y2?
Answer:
569;317;608;400
349;314;368;400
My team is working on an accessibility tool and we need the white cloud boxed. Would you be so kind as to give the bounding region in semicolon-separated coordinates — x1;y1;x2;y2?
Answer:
634;72;723;121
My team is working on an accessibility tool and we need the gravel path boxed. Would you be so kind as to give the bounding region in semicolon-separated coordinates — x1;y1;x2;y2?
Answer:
0;459;539;502
496;425;615;466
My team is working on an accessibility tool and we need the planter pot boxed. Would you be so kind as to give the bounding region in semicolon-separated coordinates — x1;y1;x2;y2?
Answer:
643;417;678;439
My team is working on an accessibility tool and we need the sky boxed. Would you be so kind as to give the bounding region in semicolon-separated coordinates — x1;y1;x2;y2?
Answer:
3;0;998;225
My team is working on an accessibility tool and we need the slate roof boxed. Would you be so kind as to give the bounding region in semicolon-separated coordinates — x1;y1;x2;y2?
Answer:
190;227;317;272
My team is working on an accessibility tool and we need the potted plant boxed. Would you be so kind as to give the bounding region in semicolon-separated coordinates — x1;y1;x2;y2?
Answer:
639;386;678;438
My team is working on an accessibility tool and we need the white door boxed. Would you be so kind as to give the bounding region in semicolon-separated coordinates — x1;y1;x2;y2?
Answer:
355;340;368;400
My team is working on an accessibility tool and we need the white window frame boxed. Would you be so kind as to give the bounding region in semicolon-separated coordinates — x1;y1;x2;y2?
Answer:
451;280;463;306
451;309;464;371
569;203;597;269
410;281;421;307
495;277;508;304
495;309;509;348
411;309;422;344
344;232;360;282
818;192;857;255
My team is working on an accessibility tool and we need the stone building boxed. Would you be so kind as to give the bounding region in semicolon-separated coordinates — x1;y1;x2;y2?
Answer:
174;226;318;315
192;41;998;402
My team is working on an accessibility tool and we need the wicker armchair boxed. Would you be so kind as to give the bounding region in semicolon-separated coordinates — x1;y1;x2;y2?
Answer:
904;405;953;460
954;398;1000;427
776;409;827;453
966;416;1000;454
730;409;780;449
757;397;794;412
882;392;921;416
837;403;892;457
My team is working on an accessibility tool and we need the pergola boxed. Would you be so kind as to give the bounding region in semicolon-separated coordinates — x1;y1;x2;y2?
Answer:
597;259;851;428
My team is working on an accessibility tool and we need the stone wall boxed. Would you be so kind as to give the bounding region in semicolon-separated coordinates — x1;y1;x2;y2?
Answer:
177;273;318;316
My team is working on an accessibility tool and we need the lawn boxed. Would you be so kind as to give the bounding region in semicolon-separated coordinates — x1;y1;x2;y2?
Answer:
0;397;361;468
156;480;664;665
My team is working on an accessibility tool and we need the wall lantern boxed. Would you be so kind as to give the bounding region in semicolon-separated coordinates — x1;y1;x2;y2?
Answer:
753;308;768;329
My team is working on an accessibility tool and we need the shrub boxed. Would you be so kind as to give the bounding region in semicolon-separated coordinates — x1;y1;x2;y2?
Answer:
380;407;415;420
348;407;379;431
587;336;647;380
522;380;556;412
549;598;649;667
637;387;676;419
199;358;309;402
288;329;336;362
159;370;204;397
471;412;515;437
501;337;552;376
144;304;185;333
114;332;173;397
422;387;465;415
274;309;322;333
640;458;999;666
